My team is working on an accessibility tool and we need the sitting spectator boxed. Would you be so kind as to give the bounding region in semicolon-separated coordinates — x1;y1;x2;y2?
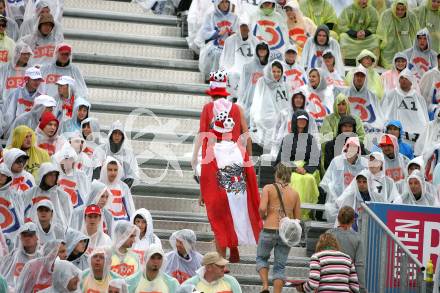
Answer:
41;44;88;98
237;41;270;124
65;132;94;179
40;259;82;293
283;44;307;97
0;222;42;288
381;52;409;94
419;53;440;115
98;121;139;187
404;28;438;80
328;207;366;292
108;278;129;293
3;148;35;192
283;1;316;57
99;157;135;223
19;13;63;66
345;50;384;100
135;245;179;292
110;221;141;292
395;170;439;206
65;228;89;271
383;120;414;159
36;111;65;156
377;134;409;182
3;66;43;133
52;75;77;123
198;0;238;80
164;229;203;284
81;117;105;180
321;49;345;87
61;97;90;135
80;205;112;255
366;152;400;202
275;110;319;219
182;251;241;292
338;0;379;67
296;233;359;292
0;0;19;41
54;144;90;210
257;163;301;293
23;162;72;227
376;0;419;69
131;208;162;263
301;25;344;76
414;0;439;52
81;247;121;292
416;107;440;157
7;125;50;178
396;156;439;197
0;15;15;64
20;1;62;38
31;200;65;245
299;0;337;37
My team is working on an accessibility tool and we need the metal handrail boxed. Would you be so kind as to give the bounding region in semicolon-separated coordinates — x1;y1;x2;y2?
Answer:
361;202;425;271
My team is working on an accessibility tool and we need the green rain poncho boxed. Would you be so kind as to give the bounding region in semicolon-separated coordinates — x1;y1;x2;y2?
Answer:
299;0;338;39
338;0;380;61
414;0;440;52
345;49;384;100
377;0;420;69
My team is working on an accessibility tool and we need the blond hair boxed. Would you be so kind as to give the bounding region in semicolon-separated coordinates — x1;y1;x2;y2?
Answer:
315;233;341;252
275;163;292;184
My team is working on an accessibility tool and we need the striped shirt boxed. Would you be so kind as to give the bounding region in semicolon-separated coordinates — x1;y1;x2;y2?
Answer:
303;250;360;292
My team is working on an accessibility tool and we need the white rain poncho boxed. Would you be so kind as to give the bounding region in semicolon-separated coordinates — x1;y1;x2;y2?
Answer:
81;117;106;172
63;132;95;180
110;221;141;292
0;42;32;105
36;112;66;156
163;229;203;284
381;52;410;95
60;97;90;135
40;44;88;98
396;156;439;197
0;229;8;257
98;120;140;184
303;68;334;127
3;148;35;192
30;199;66;245
50;75;76;124
381;69;429;146
395;170;439;206
20;0;64;37
415;108;440;155
131;208;161;263
301;25;345;77
4;0;27;24
19;13;64;66
0;21;15;64
283;44;307;97
70;180;114;238
250;60;290;147
320;49;346;88
379;134;410;183
80;207;112;256
99;157;135;223
0;163;24;252
284;1;316;56
237;41;269;123
198;0;238;77
219;19;257;98
65;228;89;271
0;222;42;288
404;28;438;81
320;137;368;222
81;247;121;292
249;0;289;60
186;0;214;53
335;65;384;132
53;144;90;210
15;239;62;292
4;15;20;41
109;279;129;293
39;259;82;293
22;162;72;228
419;63;440;114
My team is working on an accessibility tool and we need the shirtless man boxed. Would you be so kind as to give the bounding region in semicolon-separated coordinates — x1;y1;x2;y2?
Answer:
256;163;301;293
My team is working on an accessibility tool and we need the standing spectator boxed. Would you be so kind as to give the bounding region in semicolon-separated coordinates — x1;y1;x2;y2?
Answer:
296;233;360;292
80;204;112;255
182;251;242;293
36;111;65;156
257;163;301;293
0;15;15;64
328;206;366;292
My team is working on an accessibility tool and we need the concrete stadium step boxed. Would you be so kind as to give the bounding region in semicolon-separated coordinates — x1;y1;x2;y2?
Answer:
63;17;180;37
120;139;194;157
65;0;146;14
68;39;193;60
78;63;204;84
154;219;212;233
138;167;197;186
135;195;206;214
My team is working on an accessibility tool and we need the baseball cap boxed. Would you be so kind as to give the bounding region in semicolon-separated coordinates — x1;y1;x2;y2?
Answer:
56;75;75;86
20;222;38;235
85;204;101;216
202;252;229;266
57;44;72;54
297;114;308;121
36;199;54;211
145;244;165;261
25;67;43;80
34;95;57;108
378;135;394;147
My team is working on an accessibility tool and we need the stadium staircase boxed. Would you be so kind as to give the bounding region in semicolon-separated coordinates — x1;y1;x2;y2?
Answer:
64;0;308;290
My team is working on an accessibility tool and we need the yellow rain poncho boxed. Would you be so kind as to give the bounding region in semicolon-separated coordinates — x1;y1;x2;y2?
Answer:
0;31;15;64
7;125;51;178
377;0;420;69
338;0;380;61
345;49;384;100
299;0;338;39
414;0;440;52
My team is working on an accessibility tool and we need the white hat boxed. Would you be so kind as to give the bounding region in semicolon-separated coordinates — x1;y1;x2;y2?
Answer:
34;95;57;107
56;76;75;86
25;67;43;80
297;114;308;121
145;244;164;263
